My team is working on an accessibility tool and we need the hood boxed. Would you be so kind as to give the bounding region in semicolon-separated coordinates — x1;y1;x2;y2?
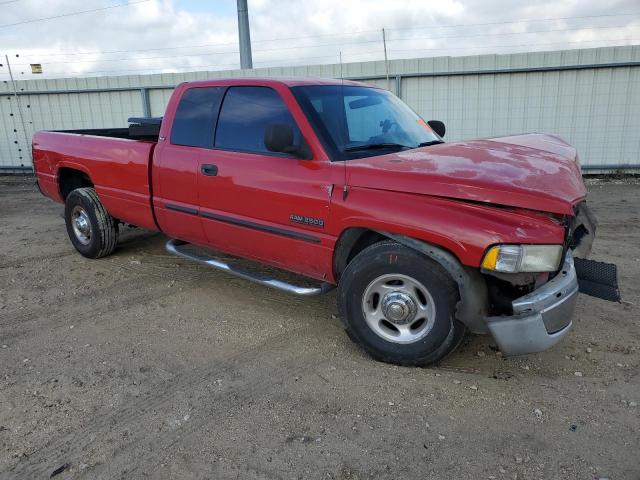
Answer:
346;133;586;215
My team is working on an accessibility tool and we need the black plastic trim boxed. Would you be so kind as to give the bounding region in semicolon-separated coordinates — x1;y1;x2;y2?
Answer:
164;202;321;243
165;203;199;216
574;257;621;302
200;211;321;244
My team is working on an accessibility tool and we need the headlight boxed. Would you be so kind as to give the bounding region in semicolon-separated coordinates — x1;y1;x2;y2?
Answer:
481;245;563;273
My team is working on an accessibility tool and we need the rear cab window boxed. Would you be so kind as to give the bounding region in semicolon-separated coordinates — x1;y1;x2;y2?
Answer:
170;87;225;148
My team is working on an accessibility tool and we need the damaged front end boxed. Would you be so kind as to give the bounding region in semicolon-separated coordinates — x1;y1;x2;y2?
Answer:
567;202;620;302
379;200;620;357
483;202;620;356
574;257;620;302
485;253;579;355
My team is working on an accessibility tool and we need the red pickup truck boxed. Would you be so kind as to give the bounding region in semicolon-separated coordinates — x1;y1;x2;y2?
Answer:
32;77;618;366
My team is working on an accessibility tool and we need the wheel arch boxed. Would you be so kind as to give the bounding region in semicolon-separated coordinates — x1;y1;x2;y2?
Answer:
333;227;387;281
58;166;94;200
333;227;463;282
333;228;490;333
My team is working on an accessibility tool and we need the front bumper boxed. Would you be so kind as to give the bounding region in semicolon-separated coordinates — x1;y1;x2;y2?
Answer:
485;253;579;356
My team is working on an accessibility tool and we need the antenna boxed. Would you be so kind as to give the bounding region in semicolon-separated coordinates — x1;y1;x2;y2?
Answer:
382;28;390;91
339;51;349;201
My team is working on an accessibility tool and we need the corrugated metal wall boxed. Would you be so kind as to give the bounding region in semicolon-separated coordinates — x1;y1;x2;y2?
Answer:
1;45;639;171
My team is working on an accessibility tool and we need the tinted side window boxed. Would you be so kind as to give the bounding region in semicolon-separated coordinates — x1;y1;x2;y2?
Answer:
215;86;300;154
171;87;225;148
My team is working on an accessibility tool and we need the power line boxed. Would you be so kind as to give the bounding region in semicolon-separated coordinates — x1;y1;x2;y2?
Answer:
0;0;21;5
251;11;640;39
0;0;152;29
4;37;636;79
385;11;640;32
388;37;639;54
9;11;640;58
247;21;640;55
14;34;376;59
11;22;637;67
8;50;381;77
14;48;358;66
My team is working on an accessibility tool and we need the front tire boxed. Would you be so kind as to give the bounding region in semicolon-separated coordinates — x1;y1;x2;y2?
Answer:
337;241;465;366
64;187;118;259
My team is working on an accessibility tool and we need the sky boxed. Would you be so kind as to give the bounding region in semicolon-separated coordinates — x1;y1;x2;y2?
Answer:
0;0;639;80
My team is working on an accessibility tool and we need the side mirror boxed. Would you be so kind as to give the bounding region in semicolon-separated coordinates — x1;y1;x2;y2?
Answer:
264;123;311;159
427;120;446;138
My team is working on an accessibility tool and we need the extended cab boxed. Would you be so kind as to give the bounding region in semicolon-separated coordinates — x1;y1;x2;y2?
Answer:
32;77;618;366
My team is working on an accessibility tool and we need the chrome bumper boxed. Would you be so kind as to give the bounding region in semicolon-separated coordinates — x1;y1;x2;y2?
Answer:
485;253;579;356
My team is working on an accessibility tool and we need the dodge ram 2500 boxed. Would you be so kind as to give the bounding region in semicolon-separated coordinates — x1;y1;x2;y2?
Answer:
32;77;619;366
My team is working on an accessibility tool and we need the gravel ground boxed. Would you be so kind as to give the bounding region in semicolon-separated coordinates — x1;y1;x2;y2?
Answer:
0;175;638;480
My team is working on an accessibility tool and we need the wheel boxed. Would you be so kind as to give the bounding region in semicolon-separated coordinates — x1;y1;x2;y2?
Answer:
337;241;465;366
64;187;118;259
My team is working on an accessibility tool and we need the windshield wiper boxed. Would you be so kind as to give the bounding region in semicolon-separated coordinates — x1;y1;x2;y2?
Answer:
344;142;412;152
417;140;445;147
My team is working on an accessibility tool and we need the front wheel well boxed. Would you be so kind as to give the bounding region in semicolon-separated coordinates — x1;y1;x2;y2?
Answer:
58;167;93;200
333;228;490;334
333;228;387;280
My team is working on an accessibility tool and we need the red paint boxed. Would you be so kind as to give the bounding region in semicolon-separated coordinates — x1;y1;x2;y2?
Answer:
33;77;586;283
345;135;586;216
32;132;157;230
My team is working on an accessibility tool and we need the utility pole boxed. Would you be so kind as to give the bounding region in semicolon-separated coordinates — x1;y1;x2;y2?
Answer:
237;0;253;69
382;28;390;92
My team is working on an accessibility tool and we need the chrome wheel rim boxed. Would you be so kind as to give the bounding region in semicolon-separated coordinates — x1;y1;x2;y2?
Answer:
71;206;92;245
361;273;436;344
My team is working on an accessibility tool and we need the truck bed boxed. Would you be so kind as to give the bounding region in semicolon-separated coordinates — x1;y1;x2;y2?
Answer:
32;130;159;231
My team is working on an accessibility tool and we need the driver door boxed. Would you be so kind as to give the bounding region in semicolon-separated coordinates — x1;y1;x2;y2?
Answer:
197;85;334;280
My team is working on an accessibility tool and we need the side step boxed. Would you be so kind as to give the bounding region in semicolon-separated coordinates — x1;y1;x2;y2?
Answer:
165;239;335;296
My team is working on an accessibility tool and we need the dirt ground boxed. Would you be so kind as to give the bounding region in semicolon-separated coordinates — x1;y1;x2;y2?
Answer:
0;175;638;480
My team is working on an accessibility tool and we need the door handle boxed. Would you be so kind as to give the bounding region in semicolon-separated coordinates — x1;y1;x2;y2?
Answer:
201;164;218;176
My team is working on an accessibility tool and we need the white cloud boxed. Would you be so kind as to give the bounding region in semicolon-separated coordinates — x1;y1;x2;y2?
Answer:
0;0;639;79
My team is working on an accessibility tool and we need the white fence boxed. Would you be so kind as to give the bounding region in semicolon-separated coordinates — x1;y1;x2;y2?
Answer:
1;45;640;171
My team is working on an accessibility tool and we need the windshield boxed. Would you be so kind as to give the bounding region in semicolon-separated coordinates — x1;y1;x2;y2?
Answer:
292;85;441;160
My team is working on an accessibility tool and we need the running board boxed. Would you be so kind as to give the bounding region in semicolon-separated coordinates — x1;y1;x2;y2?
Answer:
165;239;335;296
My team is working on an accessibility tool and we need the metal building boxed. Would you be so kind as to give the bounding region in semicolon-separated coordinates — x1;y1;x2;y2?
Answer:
1;45;639;172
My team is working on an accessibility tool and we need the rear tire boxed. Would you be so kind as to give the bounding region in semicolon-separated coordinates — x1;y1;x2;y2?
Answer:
64;187;118;259
337;241;465;366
